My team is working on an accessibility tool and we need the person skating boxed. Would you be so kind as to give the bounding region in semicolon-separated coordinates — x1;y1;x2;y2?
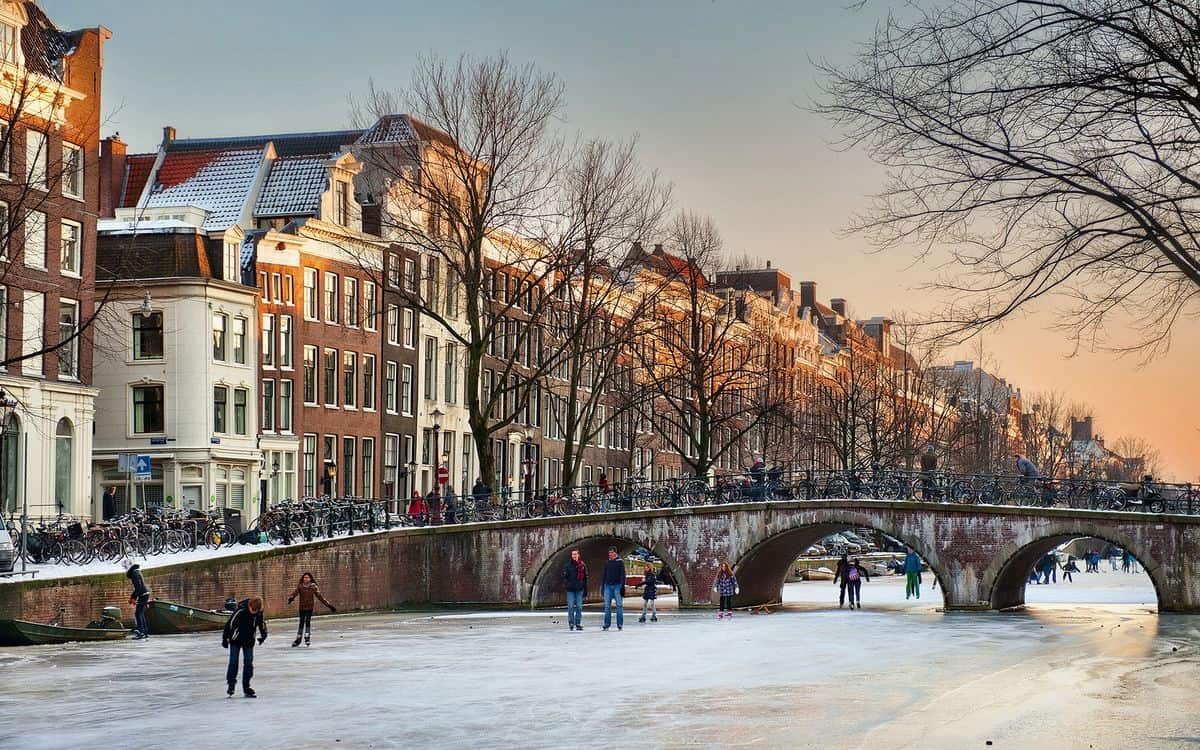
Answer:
601;547;625;631
638;565;659;623
902;547;922;600
1062;556;1079;582
124;559;151;640
287;572;336;647
713;562;739;618
846;558;870;609
222;597;267;698
561;548;587;631
832;553;851;608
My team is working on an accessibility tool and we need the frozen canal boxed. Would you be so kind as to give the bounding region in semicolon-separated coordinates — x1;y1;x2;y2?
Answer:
1;572;1196;750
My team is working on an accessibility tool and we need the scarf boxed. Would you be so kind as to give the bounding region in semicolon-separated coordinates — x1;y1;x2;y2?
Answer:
574;560;586;581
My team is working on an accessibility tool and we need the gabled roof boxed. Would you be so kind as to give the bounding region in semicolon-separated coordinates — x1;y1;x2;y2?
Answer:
253;156;328;218
169;129;361;158
139;147;265;231
356;114;456;149
119;153;156;209
21;2;73;83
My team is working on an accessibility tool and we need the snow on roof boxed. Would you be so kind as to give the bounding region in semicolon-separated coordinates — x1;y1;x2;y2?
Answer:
141;148;264;231
97;218;200;235
170;129;361;158
254;156;329;218
357;114;456;148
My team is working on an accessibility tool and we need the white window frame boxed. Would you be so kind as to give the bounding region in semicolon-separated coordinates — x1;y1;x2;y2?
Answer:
303;268;318;321
23;209;45;270
60;219;81;277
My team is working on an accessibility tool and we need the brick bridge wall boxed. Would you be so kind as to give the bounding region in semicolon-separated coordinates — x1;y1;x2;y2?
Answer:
2;501;1198;627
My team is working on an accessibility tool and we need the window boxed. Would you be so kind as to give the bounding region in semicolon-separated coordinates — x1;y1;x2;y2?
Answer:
279;380;293;432
0;124;8;176
385;362;398;413
387;252;400;288
364;281;378;330
343;277;358;328
423;336;437;400
133;312;163;360
303;268;318;320
362;438;375;499
234;388;247;435
362;355;376;410
0;287;5;365
23;210;45;269
303;345;317;404
323;436;336;495
403;309;415;348
284;274;294;305
57;299;78;378
26;131;47;190
232;317;246;364
0;202;8;258
323;272;338;323
323;348;337;406
303;435;317;496
425;257;438;305
214;464;247;510
225;242;239;284
342;437;356;495
54;419;72;510
261;314;275;367
386;304;399;345
0;23;16;66
445;272;460;318
270;273;281;302
212;314;227;361
403;259;417;292
279;315;292;368
60;220;81;276
401;364;414;415
335;181;350;226
444;343;457;405
213;386;228;433
62;143;83;200
384;434;399;500
259;272;268;300
21;291;42;376
262;380;275;431
342;351;357;408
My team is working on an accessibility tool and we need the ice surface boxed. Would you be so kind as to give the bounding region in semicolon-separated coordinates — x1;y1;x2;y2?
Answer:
0;573;1190;750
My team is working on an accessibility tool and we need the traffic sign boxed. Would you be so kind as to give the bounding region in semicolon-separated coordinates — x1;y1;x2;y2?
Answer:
134;454;151;482
437;466;449;485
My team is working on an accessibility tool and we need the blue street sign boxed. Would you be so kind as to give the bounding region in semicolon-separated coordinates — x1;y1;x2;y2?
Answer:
134;454;151;481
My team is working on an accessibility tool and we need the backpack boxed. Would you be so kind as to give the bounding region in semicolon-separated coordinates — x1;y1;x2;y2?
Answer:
847;566;860;582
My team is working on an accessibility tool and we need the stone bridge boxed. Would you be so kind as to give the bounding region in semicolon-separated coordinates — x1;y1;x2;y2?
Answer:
4;500;1199;625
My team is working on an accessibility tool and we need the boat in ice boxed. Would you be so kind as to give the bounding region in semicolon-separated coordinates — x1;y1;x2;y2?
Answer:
800;566;835;581
0;607;128;647
146;599;231;634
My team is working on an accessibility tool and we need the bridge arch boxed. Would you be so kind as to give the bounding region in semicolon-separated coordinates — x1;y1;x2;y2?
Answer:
526;532;692;609
986;524;1165;610
729;511;949;607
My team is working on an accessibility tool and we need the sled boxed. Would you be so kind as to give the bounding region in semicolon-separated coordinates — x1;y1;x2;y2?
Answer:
733;601;782;615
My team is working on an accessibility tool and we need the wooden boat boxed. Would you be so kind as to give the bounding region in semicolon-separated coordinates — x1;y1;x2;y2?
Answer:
146;599;230;635
800;566;835;581
0;608;128;647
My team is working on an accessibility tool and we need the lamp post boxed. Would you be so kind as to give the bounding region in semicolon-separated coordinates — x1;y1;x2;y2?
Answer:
431;408;443;525
522;432;535;506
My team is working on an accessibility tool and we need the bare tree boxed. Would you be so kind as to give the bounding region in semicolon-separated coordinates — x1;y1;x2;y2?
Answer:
821;0;1200;357
1019;391;1073;478
1109;435;1161;481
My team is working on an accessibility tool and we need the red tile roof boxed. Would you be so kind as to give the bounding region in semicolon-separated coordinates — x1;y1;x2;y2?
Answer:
155;150;229;190
120;153;156;208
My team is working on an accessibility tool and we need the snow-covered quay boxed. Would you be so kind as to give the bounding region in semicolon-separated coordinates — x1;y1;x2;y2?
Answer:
0;575;1192;750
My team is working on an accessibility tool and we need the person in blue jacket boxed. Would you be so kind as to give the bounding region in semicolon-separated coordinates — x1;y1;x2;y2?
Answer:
902;547;922;600
601;547;625;631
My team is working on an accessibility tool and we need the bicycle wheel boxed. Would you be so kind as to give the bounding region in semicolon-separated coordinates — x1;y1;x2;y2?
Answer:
97;539;124;561
824;479;850;498
877;478;902;501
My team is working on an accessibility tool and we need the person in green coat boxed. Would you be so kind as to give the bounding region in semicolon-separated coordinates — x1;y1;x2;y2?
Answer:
902;547;923;600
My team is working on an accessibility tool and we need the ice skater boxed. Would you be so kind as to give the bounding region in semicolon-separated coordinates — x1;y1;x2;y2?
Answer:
1062;556;1079;582
222;597;267;698
833;553;850;608
601;547;625;631
561;548;587;631
123;559;151;640
846;558;870;609
903;547;922;600
713;562;739;618
287;572;336;647
638;564;659;623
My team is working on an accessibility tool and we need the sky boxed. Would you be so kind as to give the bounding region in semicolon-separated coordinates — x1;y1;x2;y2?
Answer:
48;0;1199;479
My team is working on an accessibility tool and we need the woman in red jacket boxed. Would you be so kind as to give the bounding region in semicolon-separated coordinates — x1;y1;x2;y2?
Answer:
407;491;427;526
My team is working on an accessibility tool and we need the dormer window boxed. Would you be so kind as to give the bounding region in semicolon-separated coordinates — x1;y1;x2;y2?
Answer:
0;23;17;66
335;180;350;226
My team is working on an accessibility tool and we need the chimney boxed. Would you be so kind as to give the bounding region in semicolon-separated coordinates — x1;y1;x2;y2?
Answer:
799;281;816;310
765;260;771;269
162;125;176;146
653;243;663;254
99;133;126;218
830;298;847;317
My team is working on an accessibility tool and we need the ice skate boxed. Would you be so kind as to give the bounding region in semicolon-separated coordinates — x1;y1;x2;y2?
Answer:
292;636;302;647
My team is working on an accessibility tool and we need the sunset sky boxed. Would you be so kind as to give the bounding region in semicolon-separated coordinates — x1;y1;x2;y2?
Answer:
50;0;1199;480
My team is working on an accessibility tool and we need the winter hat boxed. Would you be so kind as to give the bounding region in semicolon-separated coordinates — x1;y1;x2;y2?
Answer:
121;557;136;572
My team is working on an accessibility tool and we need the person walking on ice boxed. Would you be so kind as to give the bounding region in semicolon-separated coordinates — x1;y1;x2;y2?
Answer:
832;553;850;608
902;547;922;600
124;559;151;640
601;547;625;631
561;548;587;631
222;597;267;698
638;564;659;623
287;572;337;647
713;562;739;618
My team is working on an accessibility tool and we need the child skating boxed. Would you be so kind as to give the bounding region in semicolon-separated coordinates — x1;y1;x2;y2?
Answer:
287;572;337;647
713;562;739;619
638;564;659;623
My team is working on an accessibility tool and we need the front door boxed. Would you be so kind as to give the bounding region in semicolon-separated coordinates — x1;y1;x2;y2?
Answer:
181;485;203;511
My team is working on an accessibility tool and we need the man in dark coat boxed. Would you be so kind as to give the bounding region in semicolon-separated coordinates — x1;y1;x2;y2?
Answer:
919;445;938;500
124;559;151;639
222;597;267;698
561;549;588;631
601;547;626;631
